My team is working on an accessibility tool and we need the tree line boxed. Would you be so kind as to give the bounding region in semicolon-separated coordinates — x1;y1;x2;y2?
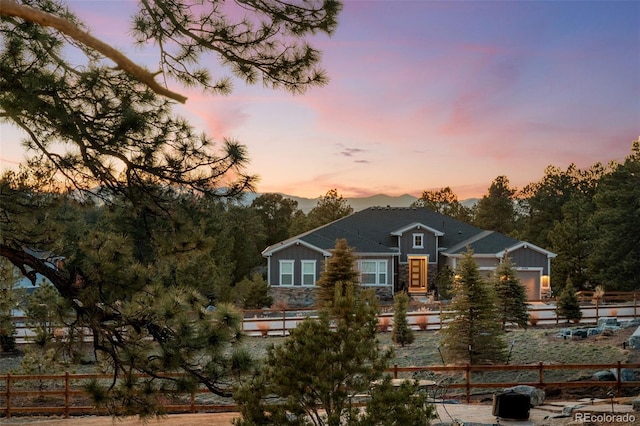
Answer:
412;141;640;294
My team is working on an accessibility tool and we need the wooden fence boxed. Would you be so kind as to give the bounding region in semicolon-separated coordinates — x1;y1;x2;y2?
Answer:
2;362;640;418
11;293;640;340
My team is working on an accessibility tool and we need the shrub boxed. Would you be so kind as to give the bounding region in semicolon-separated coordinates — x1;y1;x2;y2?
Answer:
416;315;430;331
529;313;539;327
231;274;273;309
257;322;271;337
392;291;414;347
378;316;390;333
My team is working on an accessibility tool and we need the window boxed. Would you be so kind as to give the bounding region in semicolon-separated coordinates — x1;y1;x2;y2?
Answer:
301;261;316;286
279;260;294;285
360;260;388;285
413;233;424;248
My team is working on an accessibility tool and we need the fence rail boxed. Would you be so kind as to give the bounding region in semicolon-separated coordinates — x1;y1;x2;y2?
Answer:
2;362;640;418
11;294;640;341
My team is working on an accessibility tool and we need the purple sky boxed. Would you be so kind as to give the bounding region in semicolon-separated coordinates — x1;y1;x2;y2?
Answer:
1;0;638;199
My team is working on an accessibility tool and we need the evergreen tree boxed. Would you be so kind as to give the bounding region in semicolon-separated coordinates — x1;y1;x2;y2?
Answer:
440;250;506;364
474;176;516;235
0;258;24;352
231;274;273;309
435;265;455;300
556;278;582;323
392;291;414;347
549;193;596;291
251;193;300;246
493;252;529;330
412;186;473;222
1;1;341;416
315;238;360;308
306;189;354;230
589;139;640;291
234;241;434;425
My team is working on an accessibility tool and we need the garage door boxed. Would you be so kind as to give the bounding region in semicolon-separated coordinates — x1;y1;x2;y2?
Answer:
517;270;540;301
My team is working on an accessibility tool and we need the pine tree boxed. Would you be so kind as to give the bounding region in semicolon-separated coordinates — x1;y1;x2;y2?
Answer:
440;249;506;364
556;278;583;323
0;258;24;352
493;252;529;330
234;240;435;425
315;238;360;308
436;265;455;300
392;291;414;347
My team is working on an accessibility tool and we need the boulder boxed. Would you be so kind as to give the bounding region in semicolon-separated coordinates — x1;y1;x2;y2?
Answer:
633;397;640;411
629;325;640;349
593;370;616;381
502;385;545;406
598;317;618;328
587;327;602;337
610;368;636;382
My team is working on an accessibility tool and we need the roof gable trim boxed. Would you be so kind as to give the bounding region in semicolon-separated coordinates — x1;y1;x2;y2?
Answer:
390;222;444;237
497;242;557;258
262;239;332;257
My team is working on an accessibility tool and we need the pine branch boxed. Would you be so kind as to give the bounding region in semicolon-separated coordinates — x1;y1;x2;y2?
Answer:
0;0;187;103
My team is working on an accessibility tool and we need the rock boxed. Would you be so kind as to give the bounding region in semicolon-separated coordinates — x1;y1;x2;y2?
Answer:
633;397;640;411
610;368;635;382
629;325;640;349
623;319;640;328
587;327;602;337
598;317;618;328
593;370;616;381
571;329;588;338
502;385;545;406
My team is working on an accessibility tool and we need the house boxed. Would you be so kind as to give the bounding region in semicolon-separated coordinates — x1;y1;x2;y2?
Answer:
262;207;556;307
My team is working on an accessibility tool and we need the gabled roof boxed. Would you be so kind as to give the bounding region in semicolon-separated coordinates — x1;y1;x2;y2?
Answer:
390;222;444;237
263;206;555;258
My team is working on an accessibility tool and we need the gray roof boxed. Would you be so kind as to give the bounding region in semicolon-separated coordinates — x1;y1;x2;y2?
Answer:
263;206;532;256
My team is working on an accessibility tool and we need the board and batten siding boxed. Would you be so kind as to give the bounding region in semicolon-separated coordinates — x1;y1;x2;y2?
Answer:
398;227;438;263
267;244;326;286
510;247;551;275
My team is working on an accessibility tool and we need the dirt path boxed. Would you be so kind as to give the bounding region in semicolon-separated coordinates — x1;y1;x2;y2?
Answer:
0;413;240;425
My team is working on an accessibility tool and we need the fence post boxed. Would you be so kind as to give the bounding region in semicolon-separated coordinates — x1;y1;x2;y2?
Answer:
64;371;70;418
538;361;544;386
190;391;196;413
617;361;622;397
595;297;599;325
393;364;398;379
282;309;286;337
465;364;471;403
5;372;11;418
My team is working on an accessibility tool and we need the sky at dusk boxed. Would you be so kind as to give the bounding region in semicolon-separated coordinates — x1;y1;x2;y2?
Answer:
0;0;638;199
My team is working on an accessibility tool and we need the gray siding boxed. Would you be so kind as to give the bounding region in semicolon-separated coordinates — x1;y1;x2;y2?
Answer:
398;226;437;263
267;244;326;286
510;248;550;275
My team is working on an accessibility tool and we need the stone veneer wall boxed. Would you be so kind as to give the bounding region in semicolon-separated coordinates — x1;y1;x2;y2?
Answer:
270;285;394;309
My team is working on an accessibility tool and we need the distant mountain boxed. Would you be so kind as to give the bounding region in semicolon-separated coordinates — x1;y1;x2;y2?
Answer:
240;192;479;214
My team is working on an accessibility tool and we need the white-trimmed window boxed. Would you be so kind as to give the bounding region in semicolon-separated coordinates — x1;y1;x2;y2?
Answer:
279;260;294;285
301;260;316;286
413;233;424;248
360;260;388;285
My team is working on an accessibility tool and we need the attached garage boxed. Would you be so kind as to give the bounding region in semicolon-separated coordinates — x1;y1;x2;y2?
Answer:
517;269;541;301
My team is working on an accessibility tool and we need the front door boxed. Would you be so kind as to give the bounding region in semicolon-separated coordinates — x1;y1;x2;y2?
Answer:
408;256;427;293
